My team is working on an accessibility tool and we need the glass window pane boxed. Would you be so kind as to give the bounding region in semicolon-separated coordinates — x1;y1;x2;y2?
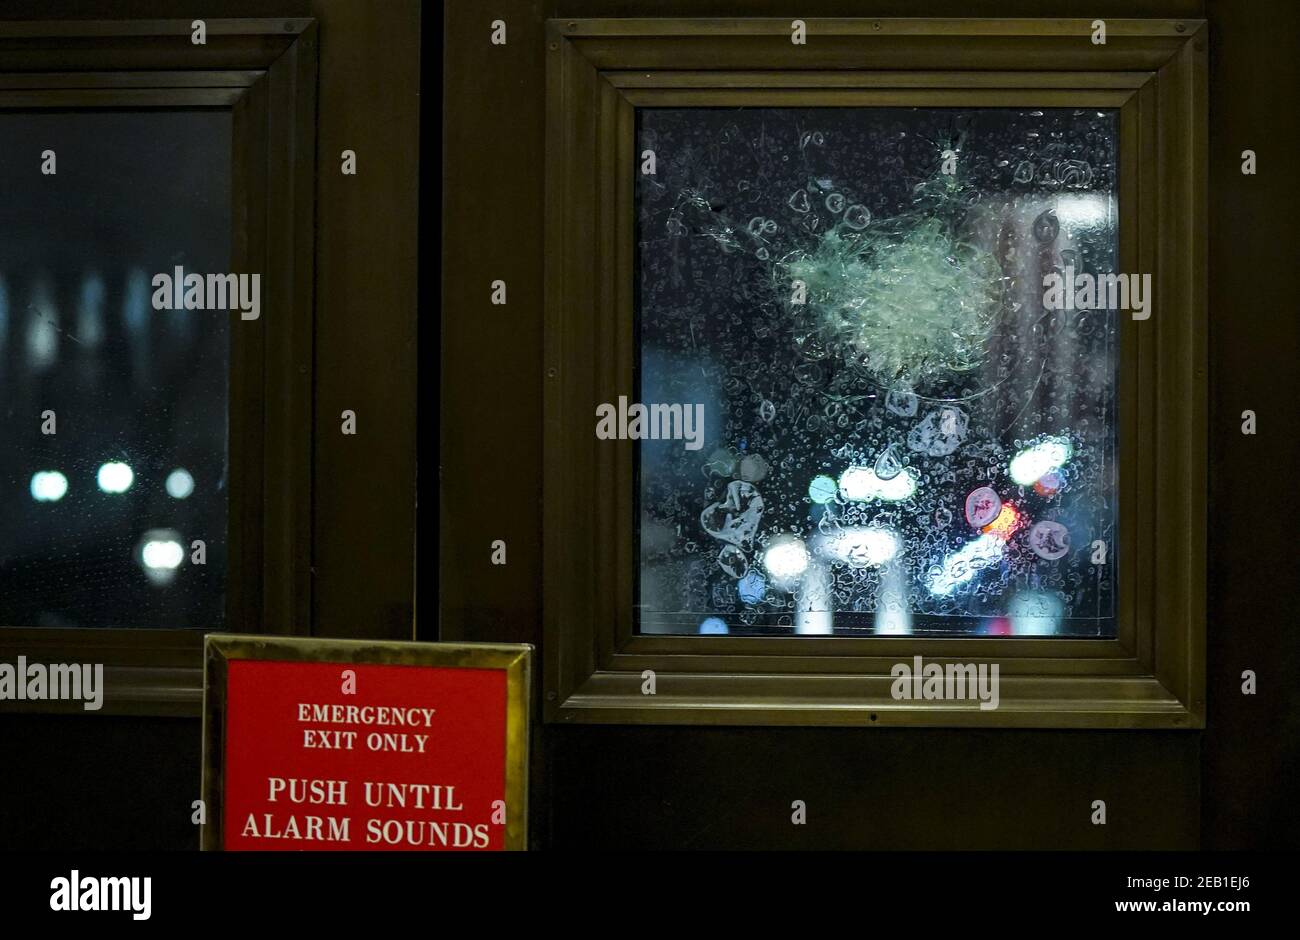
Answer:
0;110;231;629
635;107;1118;638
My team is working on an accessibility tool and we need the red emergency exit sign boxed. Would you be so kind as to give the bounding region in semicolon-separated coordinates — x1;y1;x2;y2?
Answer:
202;637;531;851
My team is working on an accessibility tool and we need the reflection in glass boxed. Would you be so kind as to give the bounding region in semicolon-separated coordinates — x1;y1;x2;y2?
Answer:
0;111;231;628
635;107;1118;638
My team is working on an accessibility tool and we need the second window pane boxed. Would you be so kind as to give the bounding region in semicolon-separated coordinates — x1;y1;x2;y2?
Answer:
634;106;1119;638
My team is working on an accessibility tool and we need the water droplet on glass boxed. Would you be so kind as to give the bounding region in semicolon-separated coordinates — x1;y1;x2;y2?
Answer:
703;447;737;477
907;407;969;457
874;443;904;480
1055;159;1093;189
843;204;871;229
739;454;770;483
1028;521;1071;560
717;544;749;579
1032;208;1060;244
885;388;919;417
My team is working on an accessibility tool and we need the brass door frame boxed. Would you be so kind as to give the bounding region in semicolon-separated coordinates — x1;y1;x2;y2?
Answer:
542;18;1207;728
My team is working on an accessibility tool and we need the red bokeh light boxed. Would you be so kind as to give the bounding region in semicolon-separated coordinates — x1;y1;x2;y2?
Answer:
982;503;1022;540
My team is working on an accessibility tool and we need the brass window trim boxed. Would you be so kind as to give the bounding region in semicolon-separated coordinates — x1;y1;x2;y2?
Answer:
543;18;1206;728
0;19;318;717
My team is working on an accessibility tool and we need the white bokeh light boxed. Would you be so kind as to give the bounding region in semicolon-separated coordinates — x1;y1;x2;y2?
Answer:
137;528;185;586
29;468;68;499
818;526;899;567
30;471;68;502
165;468;195;499
838;465;918;502
142;539;184;569
1052;193;1110;228
926;533;1006;596
1008;437;1071;486
762;535;809;582
97;461;134;494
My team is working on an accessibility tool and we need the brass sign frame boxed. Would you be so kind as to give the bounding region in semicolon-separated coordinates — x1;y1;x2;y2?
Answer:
202;634;532;850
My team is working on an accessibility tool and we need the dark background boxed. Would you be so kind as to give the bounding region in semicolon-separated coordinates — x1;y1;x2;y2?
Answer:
0;0;1295;852
0;110;230;631
442;0;1299;850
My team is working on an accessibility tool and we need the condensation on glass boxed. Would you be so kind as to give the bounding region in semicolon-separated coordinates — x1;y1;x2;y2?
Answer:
635;107;1118;638
0;111;231;628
